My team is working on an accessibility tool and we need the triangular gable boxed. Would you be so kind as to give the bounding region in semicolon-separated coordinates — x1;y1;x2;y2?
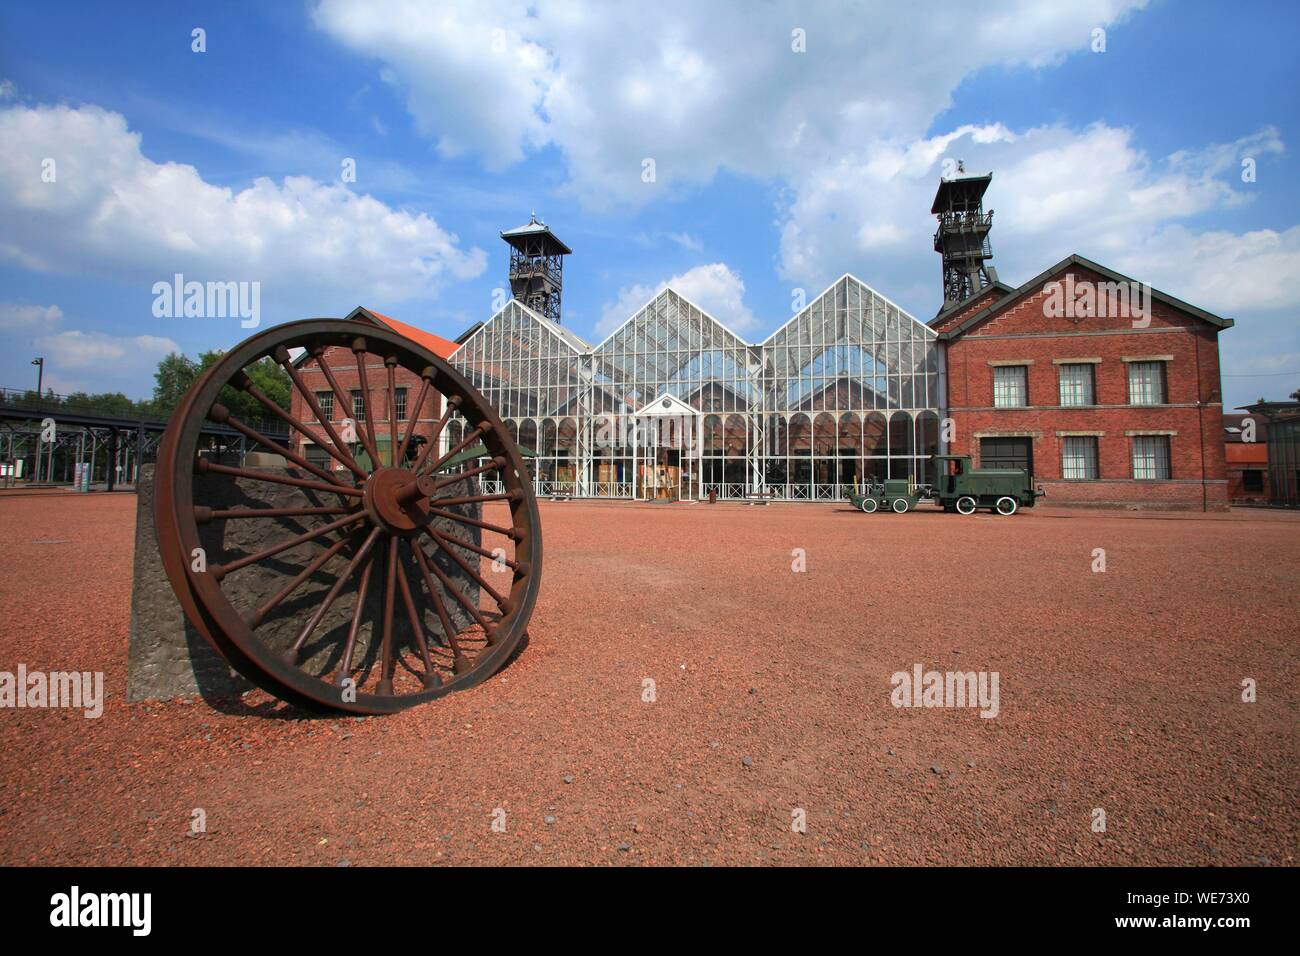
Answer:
939;254;1234;340
451;298;587;360
634;392;698;417
593;286;752;357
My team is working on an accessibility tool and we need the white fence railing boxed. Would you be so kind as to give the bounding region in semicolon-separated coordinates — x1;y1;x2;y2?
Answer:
463;474;856;502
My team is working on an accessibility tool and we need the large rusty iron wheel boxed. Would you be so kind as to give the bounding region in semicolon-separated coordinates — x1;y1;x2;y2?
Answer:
153;319;541;714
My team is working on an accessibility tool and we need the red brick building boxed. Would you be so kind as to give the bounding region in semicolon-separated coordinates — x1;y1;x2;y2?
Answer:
933;255;1233;510
1223;412;1270;503
287;307;460;472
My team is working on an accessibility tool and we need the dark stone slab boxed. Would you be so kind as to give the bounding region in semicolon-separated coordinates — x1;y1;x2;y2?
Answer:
128;462;482;704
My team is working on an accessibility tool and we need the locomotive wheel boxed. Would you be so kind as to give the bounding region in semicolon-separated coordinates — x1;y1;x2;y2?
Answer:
891;498;909;514
153;319;542;714
859;497;878;513
955;495;977;515
995;496;1019;516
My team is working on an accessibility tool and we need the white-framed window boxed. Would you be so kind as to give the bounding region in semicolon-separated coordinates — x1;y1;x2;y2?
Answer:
1128;361;1165;405
349;389;366;422
314;390;333;422
394;387;408;422
1061;436;1099;480
1131;435;1171;479
993;365;1028;408
1058;364;1095;406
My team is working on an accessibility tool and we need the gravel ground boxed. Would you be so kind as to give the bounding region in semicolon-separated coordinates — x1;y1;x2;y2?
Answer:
0;490;1296;866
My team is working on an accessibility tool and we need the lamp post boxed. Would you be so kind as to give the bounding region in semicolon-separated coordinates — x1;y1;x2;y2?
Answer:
31;357;44;482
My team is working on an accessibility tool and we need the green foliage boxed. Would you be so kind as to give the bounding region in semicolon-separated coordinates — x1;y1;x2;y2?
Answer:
149;349;292;424
208;352;292;424
151;352;202;415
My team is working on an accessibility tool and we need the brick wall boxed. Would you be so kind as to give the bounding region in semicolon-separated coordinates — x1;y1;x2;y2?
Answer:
287;344;445;469
943;264;1228;511
929;286;1007;334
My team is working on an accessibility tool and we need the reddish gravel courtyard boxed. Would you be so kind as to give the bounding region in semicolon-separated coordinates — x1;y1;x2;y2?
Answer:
0;490;1296;866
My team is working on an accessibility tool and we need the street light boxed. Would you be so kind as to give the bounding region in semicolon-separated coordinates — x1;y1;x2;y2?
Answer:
30;357;45;482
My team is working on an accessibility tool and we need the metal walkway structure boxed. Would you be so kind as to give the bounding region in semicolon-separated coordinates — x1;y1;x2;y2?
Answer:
0;388;287;490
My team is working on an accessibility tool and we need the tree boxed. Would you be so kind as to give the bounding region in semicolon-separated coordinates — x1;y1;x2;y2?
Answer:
152;353;201;416
1290;388;1299;402
151;349;292;424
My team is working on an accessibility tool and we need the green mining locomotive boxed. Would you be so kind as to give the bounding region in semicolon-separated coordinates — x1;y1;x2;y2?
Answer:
849;454;1043;516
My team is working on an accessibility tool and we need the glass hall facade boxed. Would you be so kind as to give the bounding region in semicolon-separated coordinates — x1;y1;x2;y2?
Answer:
449;275;943;500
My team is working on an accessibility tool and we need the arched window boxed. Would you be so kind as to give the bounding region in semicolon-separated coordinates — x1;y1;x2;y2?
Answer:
519;419;538;454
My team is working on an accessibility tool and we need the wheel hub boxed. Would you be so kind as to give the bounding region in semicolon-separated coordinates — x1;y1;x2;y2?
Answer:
363;466;437;535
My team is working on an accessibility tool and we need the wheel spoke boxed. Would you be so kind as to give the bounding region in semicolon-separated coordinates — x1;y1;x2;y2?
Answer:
376;535;398;695
286;526;382;660
426;456;506;492
420;425;486;477
233;370;367;480
413;534;498;644
425;506;521;541
411;395;460;473
335;549;377;685
197;458;364;498
385;357;399;466
409;539;471;672
268;348;369;478
211;512;367;578
308;345;380;467
395;556;440;687
425;526;509;611
428;491;516;508
249;527;365;628
394;372;432;465
416;527;524;573
211;404;350;488
197;505;349;523
352;338;382;465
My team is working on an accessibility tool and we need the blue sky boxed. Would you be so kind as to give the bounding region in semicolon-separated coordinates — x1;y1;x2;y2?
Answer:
1;0;1297;409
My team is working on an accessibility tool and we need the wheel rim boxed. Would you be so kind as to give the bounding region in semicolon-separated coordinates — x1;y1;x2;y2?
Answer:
860;498;877;513
892;498;908;513
153;319;541;714
996;496;1018;515
956;496;976;515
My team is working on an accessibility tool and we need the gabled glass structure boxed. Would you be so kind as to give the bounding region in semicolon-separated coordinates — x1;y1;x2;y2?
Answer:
448;275;943;500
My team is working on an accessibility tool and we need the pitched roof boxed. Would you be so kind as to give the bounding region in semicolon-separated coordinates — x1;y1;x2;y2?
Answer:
451;298;590;362
346;306;460;360
930;171;993;214
500;215;573;255
938;254;1234;341
929;281;1014;325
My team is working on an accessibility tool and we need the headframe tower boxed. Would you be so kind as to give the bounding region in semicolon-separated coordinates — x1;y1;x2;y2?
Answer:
501;214;571;324
932;165;998;307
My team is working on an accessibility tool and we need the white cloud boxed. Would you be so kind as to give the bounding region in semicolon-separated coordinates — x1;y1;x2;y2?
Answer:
667;232;703;252
777;122;1288;307
33;330;177;368
0;101;487;304
0;302;63;332
596;262;755;339
31;329;181;396
1120;224;1300;315
312;1;553;169
315;0;1146;205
